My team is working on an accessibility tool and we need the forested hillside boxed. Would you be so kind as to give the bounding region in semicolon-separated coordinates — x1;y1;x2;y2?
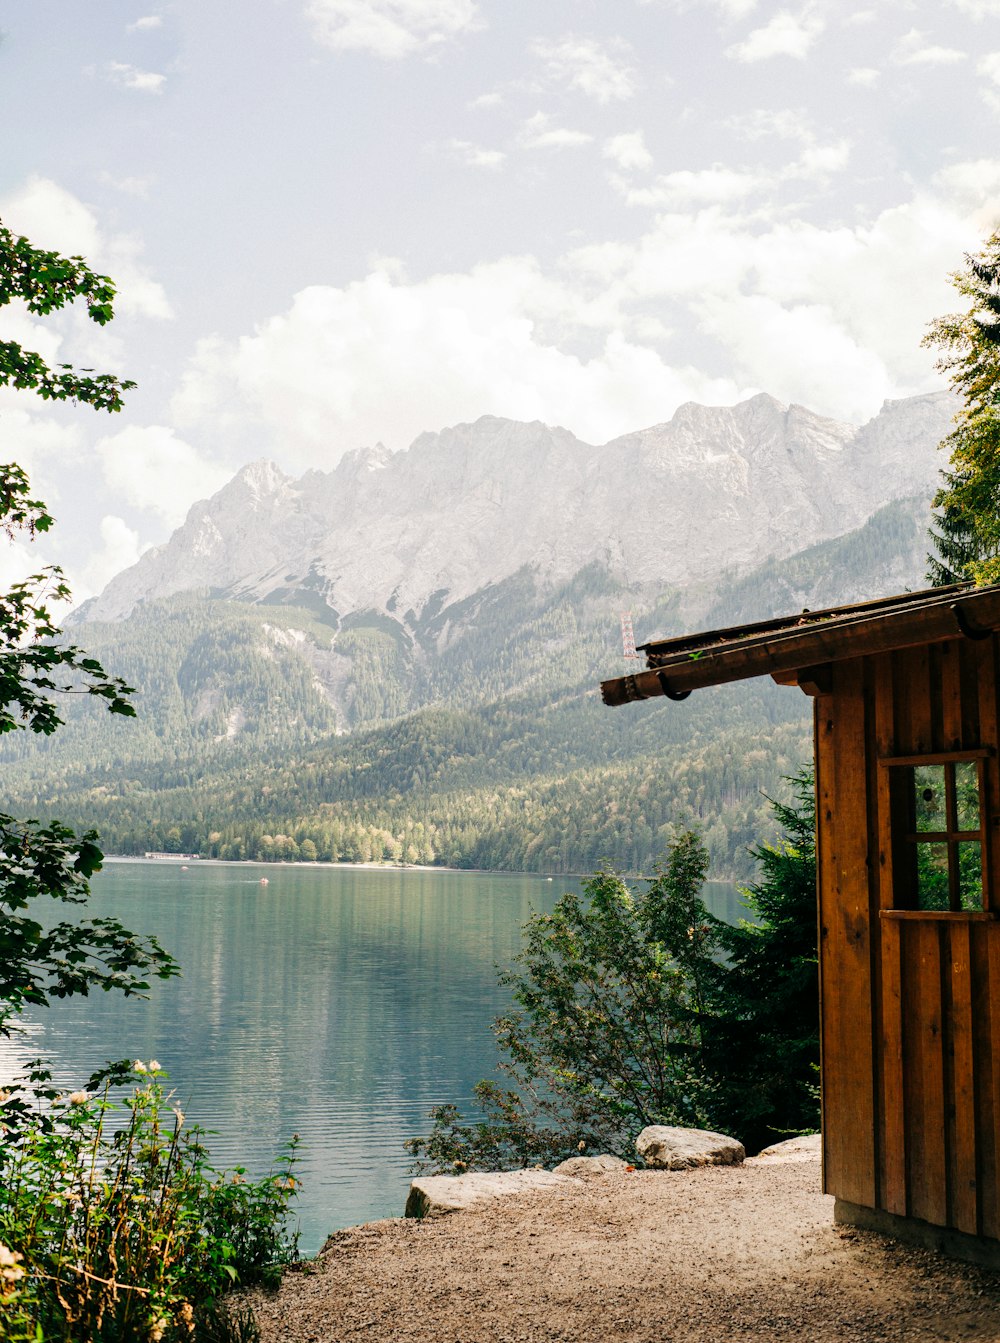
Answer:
2;496;930;877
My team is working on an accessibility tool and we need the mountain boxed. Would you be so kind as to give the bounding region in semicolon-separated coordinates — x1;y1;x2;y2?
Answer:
76;391;955;629
7;487;940;878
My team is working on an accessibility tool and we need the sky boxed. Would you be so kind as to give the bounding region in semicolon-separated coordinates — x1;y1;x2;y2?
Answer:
1;0;999;602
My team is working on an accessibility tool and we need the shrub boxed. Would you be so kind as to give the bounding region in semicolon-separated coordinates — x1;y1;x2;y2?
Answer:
0;1061;300;1342
407;831;721;1170
409;781;820;1172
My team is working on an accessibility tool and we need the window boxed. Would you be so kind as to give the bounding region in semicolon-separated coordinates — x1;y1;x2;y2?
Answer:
882;752;989;913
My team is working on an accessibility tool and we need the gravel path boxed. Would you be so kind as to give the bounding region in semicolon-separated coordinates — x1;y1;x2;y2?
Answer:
248;1154;1000;1342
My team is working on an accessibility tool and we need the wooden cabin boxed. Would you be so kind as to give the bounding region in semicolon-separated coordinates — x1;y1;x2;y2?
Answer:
601;580;1000;1266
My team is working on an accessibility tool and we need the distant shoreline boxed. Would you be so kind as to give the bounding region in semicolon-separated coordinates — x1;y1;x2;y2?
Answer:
100;854;562;878
100;855;736;884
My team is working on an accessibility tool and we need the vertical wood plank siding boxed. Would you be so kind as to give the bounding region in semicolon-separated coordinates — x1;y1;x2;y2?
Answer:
819;636;1000;1238
817;659;876;1208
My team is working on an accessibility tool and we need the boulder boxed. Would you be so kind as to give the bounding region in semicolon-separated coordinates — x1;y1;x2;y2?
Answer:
405;1169;575;1219
552;1154;629;1178
748;1133;822;1164
635;1125;745;1170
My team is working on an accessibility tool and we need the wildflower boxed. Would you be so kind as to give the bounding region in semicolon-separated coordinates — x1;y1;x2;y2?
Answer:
177;1302;195;1335
0;1089;11;1104
133;1060;147;1073
172;1107;185;1126
149;1059;161;1072
149;1315;169;1342
577;1141;586;1152
68;1091;88;1106
453;1160;467;1171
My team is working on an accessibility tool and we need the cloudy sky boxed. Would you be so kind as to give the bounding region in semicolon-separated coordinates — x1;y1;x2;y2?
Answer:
1;0;999;601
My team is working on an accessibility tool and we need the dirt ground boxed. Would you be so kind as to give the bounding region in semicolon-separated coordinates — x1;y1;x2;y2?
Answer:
248;1154;1000;1343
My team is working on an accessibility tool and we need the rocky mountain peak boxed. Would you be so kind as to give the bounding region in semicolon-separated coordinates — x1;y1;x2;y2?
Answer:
78;391;957;628
223;459;290;502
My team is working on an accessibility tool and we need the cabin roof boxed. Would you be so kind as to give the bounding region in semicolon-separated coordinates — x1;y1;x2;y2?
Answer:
600;581;1000;707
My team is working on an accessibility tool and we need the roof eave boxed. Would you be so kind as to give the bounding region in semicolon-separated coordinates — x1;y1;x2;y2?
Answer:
601;586;1000;708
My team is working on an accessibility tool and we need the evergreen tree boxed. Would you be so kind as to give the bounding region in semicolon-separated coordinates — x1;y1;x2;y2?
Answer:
705;768;819;1153
925;231;1000;586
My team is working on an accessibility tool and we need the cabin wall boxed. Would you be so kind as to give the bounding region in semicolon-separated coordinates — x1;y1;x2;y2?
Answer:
816;635;1000;1239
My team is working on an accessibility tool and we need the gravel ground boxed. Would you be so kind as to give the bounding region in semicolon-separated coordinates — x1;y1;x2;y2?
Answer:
247;1155;1000;1342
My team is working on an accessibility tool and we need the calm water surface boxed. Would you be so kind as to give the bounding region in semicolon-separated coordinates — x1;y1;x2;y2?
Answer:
0;861;744;1253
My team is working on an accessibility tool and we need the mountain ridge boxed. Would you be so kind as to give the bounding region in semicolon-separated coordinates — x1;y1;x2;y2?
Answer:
75;390;955;628
9;493;938;877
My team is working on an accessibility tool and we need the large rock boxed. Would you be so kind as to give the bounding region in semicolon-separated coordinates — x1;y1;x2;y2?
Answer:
635;1125;745;1170
747;1134;821;1164
552;1154;629;1178
405;1169;575;1219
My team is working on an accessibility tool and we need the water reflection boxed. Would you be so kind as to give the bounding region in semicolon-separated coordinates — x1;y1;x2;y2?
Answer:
0;861;744;1253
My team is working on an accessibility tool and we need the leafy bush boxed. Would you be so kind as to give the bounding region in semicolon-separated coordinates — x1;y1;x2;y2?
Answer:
407;832;722;1170
0;1061;299;1342
409;780;820;1172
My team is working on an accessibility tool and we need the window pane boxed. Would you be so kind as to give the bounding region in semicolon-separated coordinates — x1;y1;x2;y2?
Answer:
916;842;951;910
956;761;981;832
913;765;947;833
959;841;984;912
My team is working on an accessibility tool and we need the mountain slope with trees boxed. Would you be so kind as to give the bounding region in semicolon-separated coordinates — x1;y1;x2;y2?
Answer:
3;495;933;876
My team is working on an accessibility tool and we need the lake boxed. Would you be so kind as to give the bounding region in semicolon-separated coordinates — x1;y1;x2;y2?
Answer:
0;860;745;1254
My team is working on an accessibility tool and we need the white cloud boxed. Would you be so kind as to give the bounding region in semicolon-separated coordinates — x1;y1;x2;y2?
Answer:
448;139;506;169
468;91;502;109
99;170;155;198
304;0;481;59
947;0;1000;15
843;9;877;24
531;35;638;103
171;262;746;461
625;164;766;208
1;176;172;320
725;7;824;61
930;158;1000;229
518;113;593;151
171;158;1000;452
648;0;758;17
848;66;880;85
0;534;54;596
127;15;163;31
95;425;230;527
728;107;808;141
979;51;1000;83
0;391;85;510
603;132;653;173
713;0;757;15
797;140;850;176
892;30;967;66
76;516;147;601
0;307;67;380
106;61;167;93
700;291;892;415
618;134;848;209
724;109;849;174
